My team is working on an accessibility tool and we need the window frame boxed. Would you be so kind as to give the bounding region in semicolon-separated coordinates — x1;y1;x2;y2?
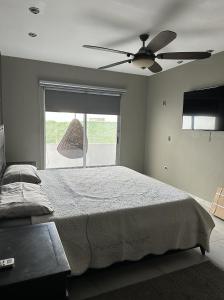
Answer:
39;82;124;169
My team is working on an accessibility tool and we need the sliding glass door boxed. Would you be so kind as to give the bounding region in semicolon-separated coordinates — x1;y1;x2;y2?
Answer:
86;114;118;167
45;112;119;169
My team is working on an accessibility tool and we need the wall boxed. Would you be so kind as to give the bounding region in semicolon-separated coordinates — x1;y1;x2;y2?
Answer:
144;51;224;202
1;56;147;171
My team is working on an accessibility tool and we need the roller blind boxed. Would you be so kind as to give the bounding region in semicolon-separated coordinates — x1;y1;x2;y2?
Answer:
45;88;121;115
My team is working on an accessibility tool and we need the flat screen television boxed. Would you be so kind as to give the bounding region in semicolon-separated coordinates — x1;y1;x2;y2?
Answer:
182;85;224;131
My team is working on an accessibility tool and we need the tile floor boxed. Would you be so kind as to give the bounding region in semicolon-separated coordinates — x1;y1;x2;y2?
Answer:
69;197;224;300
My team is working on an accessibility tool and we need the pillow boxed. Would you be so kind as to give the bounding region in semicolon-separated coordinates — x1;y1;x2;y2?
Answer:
0;182;53;219
2;164;41;185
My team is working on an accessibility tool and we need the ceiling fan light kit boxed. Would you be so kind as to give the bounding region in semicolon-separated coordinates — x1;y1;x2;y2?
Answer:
83;30;211;73
132;55;154;68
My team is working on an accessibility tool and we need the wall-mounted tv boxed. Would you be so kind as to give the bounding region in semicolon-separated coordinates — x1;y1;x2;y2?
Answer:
182;85;224;131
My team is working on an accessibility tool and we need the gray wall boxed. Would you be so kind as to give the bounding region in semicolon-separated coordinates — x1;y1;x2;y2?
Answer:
1;56;147;172
145;51;224;202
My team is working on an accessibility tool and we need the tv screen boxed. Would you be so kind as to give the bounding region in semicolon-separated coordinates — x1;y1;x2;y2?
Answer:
182;86;224;131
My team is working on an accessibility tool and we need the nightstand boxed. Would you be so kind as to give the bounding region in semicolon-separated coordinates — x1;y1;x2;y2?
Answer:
0;222;71;299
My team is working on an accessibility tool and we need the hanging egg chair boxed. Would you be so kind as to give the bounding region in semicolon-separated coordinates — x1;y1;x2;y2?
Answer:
57;118;87;159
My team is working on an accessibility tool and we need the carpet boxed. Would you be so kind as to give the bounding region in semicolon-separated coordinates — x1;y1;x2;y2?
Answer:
87;262;224;300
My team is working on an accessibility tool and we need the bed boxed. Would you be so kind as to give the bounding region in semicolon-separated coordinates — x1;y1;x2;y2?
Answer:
31;166;215;275
0;126;215;275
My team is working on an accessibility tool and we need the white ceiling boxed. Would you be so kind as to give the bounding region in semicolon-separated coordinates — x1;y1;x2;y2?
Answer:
0;0;223;76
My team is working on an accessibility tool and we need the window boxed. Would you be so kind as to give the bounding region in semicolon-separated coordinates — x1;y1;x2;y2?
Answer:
183;115;216;130
194;116;216;130
41;80;125;169
45;112;119;169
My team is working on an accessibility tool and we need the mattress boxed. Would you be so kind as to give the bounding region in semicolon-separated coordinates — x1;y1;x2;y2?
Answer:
32;166;215;275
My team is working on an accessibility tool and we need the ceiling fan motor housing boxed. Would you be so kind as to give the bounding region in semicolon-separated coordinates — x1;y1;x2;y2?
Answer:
133;52;155;68
132;45;155;68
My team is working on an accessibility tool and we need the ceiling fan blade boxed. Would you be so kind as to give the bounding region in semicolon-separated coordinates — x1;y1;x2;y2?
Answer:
146;30;177;53
148;61;162;73
157;52;211;60
83;45;134;56
98;59;132;70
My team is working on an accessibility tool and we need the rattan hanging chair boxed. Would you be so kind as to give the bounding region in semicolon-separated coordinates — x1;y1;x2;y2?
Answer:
57;118;86;159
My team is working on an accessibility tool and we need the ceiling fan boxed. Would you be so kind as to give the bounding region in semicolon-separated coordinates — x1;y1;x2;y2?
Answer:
83;30;211;73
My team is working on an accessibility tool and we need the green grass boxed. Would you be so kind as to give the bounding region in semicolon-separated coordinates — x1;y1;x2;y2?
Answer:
46;121;117;144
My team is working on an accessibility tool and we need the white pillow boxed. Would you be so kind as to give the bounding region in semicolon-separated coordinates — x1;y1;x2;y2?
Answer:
0;182;53;219
2;164;41;185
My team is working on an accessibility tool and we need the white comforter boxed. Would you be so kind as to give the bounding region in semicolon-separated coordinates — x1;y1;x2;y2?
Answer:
32;166;214;275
